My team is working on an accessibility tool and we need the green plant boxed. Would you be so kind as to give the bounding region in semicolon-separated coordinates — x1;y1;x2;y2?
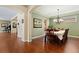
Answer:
48;24;54;29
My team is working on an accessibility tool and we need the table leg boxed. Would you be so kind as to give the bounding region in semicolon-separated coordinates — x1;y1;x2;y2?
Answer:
45;35;47;43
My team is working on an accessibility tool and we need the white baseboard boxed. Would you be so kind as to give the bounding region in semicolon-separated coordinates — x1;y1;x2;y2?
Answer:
18;34;44;42
18;35;79;42
22;39;32;42
32;34;44;39
68;35;79;38
32;35;79;39
18;37;32;42
24;39;32;42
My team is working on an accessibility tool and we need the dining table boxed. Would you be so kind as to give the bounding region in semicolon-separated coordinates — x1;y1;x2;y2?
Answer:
45;29;65;43
54;30;65;40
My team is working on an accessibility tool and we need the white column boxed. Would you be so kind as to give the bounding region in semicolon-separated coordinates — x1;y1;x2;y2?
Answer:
24;10;32;42
24;6;38;42
17;13;25;41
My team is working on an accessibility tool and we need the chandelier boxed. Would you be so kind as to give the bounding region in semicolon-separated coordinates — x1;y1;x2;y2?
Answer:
53;9;64;24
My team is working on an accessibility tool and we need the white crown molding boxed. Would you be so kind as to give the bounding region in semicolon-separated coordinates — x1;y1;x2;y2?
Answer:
0;17;9;21
10;13;18;20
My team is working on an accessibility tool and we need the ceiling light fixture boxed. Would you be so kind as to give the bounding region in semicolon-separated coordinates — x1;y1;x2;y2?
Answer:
53;9;64;24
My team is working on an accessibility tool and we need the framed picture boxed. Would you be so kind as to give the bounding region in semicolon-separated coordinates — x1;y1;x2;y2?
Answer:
1;23;8;27
12;22;16;28
33;18;42;28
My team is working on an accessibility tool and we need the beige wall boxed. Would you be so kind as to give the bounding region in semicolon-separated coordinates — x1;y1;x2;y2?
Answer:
0;20;10;32
11;17;17;33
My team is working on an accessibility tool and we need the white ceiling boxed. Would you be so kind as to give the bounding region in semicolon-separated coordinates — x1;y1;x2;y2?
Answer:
0;7;18;20
33;5;79;17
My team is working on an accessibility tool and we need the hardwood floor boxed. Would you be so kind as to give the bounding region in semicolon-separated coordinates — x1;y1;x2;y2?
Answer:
0;32;24;53
0;32;79;53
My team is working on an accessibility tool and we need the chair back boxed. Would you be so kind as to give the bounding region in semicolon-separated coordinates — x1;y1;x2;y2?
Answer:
62;29;69;43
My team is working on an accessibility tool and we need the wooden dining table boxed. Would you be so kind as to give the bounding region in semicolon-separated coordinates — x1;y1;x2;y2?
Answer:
45;29;65;43
54;30;65;40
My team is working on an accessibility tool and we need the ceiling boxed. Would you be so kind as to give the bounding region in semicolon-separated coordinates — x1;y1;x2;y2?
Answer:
32;5;79;17
0;7;18;20
0;5;79;20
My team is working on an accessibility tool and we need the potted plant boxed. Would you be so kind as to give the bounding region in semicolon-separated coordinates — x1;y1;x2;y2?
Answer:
48;24;54;29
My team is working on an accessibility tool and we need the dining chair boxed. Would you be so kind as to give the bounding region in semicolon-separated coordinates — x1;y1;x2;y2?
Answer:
61;29;69;44
45;29;69;45
53;29;69;44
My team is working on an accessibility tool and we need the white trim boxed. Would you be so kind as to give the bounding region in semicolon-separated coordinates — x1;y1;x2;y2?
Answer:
0;17;9;21
10;14;18;20
19;35;79;42
17;37;32;42
23;39;32;42
32;34;44;39
21;39;28;42
68;35;79;38
32;35;79;39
